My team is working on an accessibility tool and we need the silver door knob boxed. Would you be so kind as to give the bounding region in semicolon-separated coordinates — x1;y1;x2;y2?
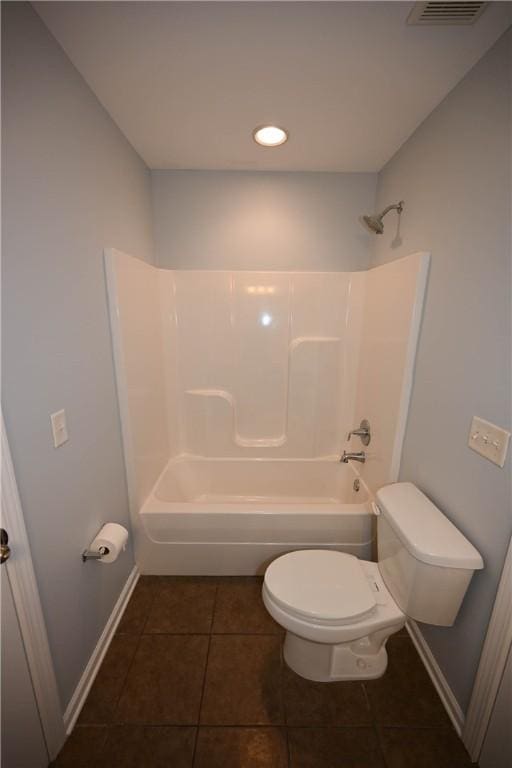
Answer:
0;528;11;564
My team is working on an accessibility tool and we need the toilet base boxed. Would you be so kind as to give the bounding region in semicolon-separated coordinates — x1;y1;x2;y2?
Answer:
283;629;393;682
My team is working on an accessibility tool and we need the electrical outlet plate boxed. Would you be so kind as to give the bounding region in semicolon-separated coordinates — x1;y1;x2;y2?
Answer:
468;416;510;468
50;409;68;448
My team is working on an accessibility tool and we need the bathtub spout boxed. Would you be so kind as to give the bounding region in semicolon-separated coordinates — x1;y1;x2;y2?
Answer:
340;451;366;464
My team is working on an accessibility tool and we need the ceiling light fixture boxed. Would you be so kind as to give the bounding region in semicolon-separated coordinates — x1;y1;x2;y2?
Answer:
253;125;288;147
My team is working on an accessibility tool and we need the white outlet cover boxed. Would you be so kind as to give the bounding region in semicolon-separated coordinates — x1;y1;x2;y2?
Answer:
50;409;69;448
468;416;510;468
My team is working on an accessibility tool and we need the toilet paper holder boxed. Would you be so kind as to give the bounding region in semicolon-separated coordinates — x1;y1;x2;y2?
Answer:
82;522;128;563
82;546;110;563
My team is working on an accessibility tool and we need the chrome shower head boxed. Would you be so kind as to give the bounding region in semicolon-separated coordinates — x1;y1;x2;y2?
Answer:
362;214;385;234
361;200;404;234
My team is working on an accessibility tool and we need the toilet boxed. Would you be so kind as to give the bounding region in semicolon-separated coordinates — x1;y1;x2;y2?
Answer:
262;482;483;682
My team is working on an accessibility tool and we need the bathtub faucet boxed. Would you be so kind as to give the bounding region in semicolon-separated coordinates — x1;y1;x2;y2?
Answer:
340;451;366;464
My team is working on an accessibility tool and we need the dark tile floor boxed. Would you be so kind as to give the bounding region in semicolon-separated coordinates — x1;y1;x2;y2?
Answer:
53;576;476;767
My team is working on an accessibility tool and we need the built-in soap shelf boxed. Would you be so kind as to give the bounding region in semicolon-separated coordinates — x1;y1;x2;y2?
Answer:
185;335;342;452
185;389;287;447
187;388;234;405
289;335;341;351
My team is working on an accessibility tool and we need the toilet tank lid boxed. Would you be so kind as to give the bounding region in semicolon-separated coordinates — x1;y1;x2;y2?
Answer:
376;483;484;570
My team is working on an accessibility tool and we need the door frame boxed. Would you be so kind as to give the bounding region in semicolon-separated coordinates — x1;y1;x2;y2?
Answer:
463;536;512;761
1;414;66;760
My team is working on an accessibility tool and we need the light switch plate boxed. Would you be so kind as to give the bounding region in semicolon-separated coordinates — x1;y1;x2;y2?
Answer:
50;409;68;448
468;416;510;468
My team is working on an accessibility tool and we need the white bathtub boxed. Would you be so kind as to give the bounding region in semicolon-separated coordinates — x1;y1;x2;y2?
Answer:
137;456;374;574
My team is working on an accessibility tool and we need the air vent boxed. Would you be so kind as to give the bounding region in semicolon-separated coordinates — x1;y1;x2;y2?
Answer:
407;2;488;25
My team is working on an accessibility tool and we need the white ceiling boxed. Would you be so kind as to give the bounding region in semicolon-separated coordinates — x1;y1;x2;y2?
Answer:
34;1;512;172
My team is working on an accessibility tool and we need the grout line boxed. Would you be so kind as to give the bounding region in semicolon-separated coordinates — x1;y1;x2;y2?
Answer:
285;727;292;768
73;722;451;731
280;636;292;768
362;680;391;768
191;584;218;766
140;579;159;635
107;580;158;727
107;632;145;727
208;582;219;633
284;724;386;730
74;721;399;730
190;725;199;767
138;631;283;636
281;642;288;727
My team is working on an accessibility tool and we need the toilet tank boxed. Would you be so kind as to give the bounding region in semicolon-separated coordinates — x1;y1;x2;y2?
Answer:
376;483;483;626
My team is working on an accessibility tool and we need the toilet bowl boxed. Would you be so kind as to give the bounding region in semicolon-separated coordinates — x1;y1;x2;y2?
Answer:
263;482;484;682
263;549;405;681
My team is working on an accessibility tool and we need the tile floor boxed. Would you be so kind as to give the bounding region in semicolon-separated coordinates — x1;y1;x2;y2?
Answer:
53;576;477;767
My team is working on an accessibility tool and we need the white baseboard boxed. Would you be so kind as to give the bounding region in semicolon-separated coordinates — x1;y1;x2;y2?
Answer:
63;566;139;733
406;619;465;736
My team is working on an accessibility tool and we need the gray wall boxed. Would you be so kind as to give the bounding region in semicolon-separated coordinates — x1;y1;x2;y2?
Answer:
2;3;154;709
152;170;376;271
373;30;511;713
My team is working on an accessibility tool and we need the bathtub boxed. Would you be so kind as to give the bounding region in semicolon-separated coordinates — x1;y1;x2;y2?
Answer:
137;456;374;574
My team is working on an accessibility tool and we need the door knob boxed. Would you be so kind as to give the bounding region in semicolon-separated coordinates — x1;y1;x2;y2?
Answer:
0;528;11;564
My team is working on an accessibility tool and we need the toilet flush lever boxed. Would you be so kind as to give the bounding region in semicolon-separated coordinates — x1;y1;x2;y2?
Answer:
347;419;371;446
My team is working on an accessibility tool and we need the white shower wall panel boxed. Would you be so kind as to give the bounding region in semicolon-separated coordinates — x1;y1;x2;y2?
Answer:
158;270;365;458
105;250;429;573
232;272;290;443
353;253;430;494
105;250;169;510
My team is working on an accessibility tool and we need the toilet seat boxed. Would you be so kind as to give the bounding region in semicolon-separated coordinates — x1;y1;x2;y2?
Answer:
264;549;377;625
262;554;406;648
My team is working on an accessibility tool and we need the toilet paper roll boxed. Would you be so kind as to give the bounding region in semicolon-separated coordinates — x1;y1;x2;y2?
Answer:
90;523;129;564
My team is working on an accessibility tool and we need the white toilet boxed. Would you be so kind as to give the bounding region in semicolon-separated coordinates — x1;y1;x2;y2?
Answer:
263;482;483;682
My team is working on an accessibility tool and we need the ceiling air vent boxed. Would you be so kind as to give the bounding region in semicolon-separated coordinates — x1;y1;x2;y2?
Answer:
407;2;488;25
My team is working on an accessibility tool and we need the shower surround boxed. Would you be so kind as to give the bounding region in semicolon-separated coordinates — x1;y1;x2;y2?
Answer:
105;251;429;574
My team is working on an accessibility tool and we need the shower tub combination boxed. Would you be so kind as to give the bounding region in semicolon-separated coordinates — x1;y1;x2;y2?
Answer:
137;456;373;574
105;249;429;575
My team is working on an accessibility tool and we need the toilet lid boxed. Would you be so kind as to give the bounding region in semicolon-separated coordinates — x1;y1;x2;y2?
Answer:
264;550;376;623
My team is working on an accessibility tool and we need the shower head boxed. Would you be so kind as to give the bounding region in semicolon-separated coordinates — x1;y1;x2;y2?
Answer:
361;200;404;235
362;214;385;234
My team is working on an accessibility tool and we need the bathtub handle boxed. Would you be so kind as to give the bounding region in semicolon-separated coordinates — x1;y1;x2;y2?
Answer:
347;419;371;446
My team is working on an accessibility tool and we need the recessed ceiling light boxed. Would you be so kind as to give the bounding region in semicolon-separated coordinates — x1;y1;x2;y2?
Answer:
253;125;288;147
